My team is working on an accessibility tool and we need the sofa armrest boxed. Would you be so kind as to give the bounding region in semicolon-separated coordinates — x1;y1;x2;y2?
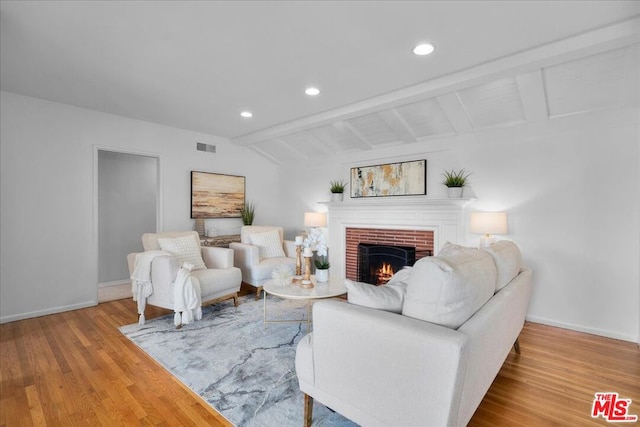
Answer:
229;242;260;267
201;246;234;269
297;300;469;427
283;239;297;257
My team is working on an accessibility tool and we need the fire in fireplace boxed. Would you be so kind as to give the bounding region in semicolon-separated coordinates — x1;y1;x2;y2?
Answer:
358;243;416;285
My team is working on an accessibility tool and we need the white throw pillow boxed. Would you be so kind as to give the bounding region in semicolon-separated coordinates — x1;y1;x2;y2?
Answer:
345;278;407;314
483;240;522;291
402;249;496;329
249;229;286;259
157;235;207;270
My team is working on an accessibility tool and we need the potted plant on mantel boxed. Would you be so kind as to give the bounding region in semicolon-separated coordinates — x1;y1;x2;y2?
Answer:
329;179;348;202
442;169;471;198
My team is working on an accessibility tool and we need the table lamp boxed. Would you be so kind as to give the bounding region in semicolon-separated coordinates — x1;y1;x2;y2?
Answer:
470;212;508;248
304;212;327;228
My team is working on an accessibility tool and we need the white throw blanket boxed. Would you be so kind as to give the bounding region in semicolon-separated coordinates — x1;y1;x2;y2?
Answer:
131;250;170;324
173;263;202;327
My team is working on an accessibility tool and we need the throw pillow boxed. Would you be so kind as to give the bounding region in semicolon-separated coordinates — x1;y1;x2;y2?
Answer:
402;249;496;329
157;235;207;270
482;240;522;291
344;278;407;314
249;229;286;259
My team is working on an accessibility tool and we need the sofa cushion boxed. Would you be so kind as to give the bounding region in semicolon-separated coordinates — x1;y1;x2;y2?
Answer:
438;241;476;256
249;229;286;259
344;268;412;314
157;235;207;270
482;240;522;291
402;249;496;329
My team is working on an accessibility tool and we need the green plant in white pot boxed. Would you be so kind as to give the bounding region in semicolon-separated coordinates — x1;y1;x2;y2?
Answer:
329;179;347;202
442;169;471;198
240;201;255;225
304;229;330;282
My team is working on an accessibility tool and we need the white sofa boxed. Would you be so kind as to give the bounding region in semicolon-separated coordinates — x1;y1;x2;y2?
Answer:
127;231;242;325
229;226;297;299
295;241;533;427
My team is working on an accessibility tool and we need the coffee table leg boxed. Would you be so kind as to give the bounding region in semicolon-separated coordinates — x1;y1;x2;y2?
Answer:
306;301;311;333
263;291;267;329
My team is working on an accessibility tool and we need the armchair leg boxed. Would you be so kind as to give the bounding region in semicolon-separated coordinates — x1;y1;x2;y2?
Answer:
514;337;521;354
303;393;313;427
232;293;239;308
255;286;263;301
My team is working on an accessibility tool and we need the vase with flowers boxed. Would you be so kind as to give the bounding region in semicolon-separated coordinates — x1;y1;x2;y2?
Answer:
304;228;330;282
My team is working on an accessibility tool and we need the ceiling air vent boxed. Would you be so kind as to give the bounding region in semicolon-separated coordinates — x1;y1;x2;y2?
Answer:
196;142;216;153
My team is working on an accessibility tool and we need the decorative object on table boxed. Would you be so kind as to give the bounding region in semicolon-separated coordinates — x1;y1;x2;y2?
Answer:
294;235;303;278
329;179;348;202
191;171;245;218
301;246;314;288
240;200;256;225
304;228;329;283
271;265;293;287
470;211;508;248
350;159;426;198
442;168;471;198
194;218;205;237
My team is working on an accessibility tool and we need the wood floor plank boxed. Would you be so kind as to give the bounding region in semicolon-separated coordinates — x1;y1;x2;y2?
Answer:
1;295;638;427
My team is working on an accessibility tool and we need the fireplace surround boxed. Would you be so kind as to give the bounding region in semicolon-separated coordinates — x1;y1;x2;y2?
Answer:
327;198;472;280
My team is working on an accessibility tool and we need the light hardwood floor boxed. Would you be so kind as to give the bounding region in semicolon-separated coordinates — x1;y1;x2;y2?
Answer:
2;290;639;426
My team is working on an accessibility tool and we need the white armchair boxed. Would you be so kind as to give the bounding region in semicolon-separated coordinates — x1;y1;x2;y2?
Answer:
127;231;242;325
229;226;297;299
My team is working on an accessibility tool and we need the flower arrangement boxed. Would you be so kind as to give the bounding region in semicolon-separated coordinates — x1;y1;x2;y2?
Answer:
304;228;329;269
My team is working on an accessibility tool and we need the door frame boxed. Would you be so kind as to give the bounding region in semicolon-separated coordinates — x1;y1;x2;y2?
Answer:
93;146;163;298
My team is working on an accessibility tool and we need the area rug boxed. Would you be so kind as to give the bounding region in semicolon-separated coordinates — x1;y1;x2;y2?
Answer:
119;296;357;427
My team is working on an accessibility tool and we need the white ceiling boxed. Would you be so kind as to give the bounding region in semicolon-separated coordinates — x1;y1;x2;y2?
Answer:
1;1;639;163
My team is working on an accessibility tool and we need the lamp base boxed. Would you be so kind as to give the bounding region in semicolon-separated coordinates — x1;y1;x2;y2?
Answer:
478;235;496;249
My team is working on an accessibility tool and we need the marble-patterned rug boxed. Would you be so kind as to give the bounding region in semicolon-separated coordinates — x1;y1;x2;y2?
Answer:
119;296;356;427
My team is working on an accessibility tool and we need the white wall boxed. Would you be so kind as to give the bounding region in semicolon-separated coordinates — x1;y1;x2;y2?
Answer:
278;107;640;343
2;91;638;343
0;91;279;323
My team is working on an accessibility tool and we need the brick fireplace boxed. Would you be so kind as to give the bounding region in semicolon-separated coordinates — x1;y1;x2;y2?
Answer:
327;198;472;280
345;227;434;281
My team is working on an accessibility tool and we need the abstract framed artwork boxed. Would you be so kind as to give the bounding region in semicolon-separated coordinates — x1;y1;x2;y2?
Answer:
191;171;245;218
350;159;426;198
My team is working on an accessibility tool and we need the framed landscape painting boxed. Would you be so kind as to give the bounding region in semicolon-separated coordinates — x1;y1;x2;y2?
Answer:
191;171;245;218
350;159;426;198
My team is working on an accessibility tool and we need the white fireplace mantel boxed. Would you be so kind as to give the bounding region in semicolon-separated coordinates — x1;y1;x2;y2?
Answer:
327;198;475;279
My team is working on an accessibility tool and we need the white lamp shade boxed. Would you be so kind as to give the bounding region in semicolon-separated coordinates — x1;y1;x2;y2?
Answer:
304;212;327;227
470;212;508;235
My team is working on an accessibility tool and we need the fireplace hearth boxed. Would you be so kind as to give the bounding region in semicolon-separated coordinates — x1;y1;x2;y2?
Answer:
358;243;416;285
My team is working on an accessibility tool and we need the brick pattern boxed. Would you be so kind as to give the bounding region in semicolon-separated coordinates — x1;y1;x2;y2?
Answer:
345;228;434;281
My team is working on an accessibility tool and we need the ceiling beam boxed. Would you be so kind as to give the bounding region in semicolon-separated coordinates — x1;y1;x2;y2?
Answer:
517;69;549;122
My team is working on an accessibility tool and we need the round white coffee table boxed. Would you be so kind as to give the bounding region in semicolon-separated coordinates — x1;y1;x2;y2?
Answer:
263;275;347;332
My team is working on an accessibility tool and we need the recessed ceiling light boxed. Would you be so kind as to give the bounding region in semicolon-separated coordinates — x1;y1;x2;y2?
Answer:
305;87;320;96
240;111;253;118
413;43;435;56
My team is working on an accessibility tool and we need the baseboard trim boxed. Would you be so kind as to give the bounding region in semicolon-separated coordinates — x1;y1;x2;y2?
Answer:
98;280;132;303
0;300;97;324
526;315;638;344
